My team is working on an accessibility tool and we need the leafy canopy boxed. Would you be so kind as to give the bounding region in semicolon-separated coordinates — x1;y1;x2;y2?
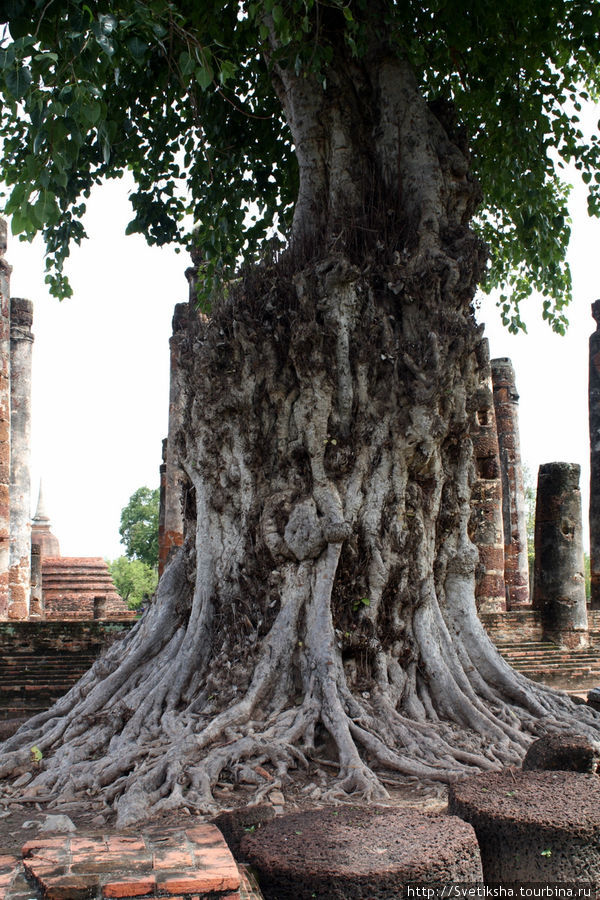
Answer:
0;0;599;330
109;555;158;609
118;485;159;569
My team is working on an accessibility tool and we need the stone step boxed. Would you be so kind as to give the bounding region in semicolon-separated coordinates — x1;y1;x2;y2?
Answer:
506;655;600;666
495;641;556;649
0;706;48;721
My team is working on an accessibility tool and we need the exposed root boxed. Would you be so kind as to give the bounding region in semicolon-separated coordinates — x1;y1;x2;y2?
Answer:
2;194;599;820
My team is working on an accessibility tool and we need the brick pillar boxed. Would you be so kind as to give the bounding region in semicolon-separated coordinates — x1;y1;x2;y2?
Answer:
30;543;43;617
8;297;34;619
533;462;588;649
470;339;506;613
589;300;600;608
162;303;189;572
0;219;10;618
158;437;168;577
491;358;529;608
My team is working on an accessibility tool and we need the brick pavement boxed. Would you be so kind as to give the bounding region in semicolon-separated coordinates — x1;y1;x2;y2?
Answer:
0;824;263;900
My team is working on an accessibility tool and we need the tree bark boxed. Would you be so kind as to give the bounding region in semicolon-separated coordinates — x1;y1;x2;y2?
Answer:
0;54;598;826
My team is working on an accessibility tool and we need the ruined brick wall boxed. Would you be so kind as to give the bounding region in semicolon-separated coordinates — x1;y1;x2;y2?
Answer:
470;339;506;613
491;358;530;608
0;220;10;617
479;608;543;644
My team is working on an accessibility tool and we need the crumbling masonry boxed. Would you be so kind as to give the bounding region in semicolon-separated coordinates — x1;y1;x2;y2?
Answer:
0;221;131;621
470;351;530;613
491;357;530;608
0;219;34;619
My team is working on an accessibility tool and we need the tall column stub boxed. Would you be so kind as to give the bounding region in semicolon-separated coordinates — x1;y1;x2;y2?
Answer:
491;357;530;608
589;299;600;608
159;302;189;576
0;218;11;617
8;296;34;619
533;462;588;649
158;437;167;576
470;339;506;613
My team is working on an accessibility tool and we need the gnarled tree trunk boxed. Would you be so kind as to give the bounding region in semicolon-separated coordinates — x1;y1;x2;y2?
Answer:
0;53;598;827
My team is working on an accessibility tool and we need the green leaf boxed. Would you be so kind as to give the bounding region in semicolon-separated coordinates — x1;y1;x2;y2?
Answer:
10;210;28;236
30;745;43;763
127;36;147;59
5;64;32;99
179;51;194;78
82;101;102;125
195;65;214;91
219;60;236;85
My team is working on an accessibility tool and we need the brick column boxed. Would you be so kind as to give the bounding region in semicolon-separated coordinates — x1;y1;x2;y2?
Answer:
491;358;529;608
30;543;43;617
158;437;168;576
8;297;34;619
533;462;588;649
470;339;506;613
161;302;189;573
589;300;600;608
0;219;10;618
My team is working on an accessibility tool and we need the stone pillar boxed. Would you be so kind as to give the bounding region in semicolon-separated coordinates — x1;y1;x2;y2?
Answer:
470;340;506;613
533;462;588;648
8;297;34;619
589;300;600;608
162;303;189;572
0;219;10;618
158;437;168;577
491;358;529;608
30;543;43;617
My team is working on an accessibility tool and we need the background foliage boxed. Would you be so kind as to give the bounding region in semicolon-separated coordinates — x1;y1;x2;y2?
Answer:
118;485;159;569
0;1;599;327
109;555;158;608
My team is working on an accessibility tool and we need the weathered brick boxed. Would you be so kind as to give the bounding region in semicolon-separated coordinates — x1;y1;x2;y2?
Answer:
152;849;193;870
106;837;146;854
156;870;240;894
71;851;152;875
0;855;18;870
42;873;99;900
101;875;156;898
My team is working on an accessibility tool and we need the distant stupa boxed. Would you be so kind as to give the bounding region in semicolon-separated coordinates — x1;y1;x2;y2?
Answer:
31;481;61;559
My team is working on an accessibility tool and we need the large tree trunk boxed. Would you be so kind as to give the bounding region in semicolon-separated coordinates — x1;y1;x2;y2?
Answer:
1;53;598;827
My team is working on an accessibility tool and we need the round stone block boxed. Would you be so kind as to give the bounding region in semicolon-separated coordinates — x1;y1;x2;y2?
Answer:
522;733;600;774
449;769;600;883
241;805;482;899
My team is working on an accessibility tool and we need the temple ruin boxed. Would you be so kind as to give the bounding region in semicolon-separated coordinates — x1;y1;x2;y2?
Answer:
0;220;131;622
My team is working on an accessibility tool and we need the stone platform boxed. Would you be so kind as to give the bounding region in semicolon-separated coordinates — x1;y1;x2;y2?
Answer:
242;805;482;899
449;769;600;883
0;825;263;900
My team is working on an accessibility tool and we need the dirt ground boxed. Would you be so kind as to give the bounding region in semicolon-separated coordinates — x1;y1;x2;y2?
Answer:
0;768;448;859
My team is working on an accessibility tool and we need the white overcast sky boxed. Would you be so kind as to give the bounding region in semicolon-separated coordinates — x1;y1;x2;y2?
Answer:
5;110;600;560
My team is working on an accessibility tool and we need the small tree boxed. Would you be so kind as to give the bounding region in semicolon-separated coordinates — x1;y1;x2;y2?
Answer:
119;487;159;570
109;557;158;609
